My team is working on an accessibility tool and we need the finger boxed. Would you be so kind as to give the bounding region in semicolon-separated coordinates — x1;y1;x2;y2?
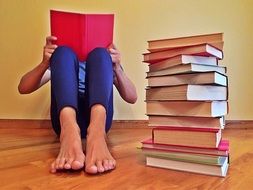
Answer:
107;43;114;49
45;48;55;54
108;48;119;54
45;52;52;59
46;44;58;49
46;36;57;45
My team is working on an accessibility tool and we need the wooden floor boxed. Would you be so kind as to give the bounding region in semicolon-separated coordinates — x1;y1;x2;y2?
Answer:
0;121;253;190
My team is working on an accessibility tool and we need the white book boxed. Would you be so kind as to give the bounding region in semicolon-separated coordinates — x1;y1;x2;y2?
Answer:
146;156;229;177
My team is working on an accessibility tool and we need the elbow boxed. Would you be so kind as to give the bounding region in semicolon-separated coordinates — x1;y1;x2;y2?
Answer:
18;84;26;94
127;94;138;104
18;83;30;94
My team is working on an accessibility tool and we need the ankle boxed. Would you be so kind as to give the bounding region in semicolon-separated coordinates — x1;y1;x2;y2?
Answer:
87;125;106;137
60;124;80;140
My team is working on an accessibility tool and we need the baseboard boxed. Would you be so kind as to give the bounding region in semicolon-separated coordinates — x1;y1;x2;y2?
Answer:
225;120;253;129
0;119;148;129
0;119;252;129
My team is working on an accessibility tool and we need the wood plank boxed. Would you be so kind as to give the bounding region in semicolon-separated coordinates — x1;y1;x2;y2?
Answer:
0;121;253;189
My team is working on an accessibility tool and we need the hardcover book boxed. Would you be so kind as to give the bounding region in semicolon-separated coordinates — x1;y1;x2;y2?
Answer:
143;44;223;63
152;127;222;148
148;55;218;71
146;85;228;101
147;33;223;52
146;101;228;117
50;10;114;61
147;72;227;87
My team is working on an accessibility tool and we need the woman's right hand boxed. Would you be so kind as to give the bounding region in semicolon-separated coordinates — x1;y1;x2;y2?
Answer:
42;36;58;67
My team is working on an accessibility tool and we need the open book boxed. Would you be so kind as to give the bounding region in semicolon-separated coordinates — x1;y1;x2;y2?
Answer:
50;10;114;61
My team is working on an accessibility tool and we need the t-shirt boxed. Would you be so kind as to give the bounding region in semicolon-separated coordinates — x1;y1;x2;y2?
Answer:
48;61;86;95
78;61;86;95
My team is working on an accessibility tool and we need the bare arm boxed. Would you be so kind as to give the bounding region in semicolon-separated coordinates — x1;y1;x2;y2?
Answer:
18;36;57;94
108;45;137;104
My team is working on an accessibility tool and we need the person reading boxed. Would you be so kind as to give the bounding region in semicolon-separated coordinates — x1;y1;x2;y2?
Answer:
18;36;137;174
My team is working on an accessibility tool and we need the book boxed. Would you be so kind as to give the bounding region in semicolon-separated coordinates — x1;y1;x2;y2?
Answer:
146;85;228;101
50;10;114;61
152;127;222;148
148;115;225;129
147;63;226;77
148;55;218;71
146;101;228;117
147;33;223;52
142;148;227;165
146;156;229;177
142;138;229;156
143;44;223;63
147;72;227;87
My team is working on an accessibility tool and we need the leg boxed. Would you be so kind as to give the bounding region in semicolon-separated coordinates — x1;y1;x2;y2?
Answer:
84;48;115;174
50;46;85;173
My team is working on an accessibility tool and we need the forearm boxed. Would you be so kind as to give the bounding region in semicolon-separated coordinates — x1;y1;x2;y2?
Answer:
114;67;137;104
18;61;49;94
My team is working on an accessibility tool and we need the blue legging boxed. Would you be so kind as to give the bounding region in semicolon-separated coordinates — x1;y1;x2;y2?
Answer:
50;46;114;138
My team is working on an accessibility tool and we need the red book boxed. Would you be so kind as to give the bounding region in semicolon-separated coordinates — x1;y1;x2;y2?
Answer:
50;10;114;61
141;138;229;156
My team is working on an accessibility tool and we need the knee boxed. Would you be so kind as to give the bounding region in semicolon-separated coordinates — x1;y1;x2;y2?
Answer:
50;46;77;65
87;47;111;64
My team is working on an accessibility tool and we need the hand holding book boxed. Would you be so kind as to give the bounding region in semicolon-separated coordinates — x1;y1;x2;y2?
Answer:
42;36;57;67
108;43;121;70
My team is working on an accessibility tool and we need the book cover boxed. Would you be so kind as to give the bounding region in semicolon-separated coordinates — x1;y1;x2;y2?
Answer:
146;85;228;101
148;115;225;129
147;33;223;52
50;10;114;61
146;101;228;117
148;55;218;70
146;156;229;177
147;72;227;87
152;127;222;148
146;63;226;77
142;147;227;165
143;43;223;63
142;138;229;155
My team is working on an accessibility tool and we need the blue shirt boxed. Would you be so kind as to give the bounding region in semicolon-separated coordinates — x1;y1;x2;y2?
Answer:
78;61;86;95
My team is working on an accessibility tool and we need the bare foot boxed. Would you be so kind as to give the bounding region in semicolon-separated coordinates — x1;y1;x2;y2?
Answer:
85;125;116;174
50;124;85;173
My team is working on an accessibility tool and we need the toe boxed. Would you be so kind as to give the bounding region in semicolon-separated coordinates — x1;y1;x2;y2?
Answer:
64;158;74;169
55;157;61;170
72;160;83;170
96;160;104;173
58;157;66;169
50;161;57;173
71;154;85;170
108;159;116;170
85;165;98;174
103;160;109;171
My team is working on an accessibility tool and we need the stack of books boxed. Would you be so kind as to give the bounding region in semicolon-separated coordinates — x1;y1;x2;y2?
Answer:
141;33;229;177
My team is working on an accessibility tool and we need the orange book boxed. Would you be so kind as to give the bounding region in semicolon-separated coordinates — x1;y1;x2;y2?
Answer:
152;127;222;148
146;85;228;101
50;10;114;61
147;72;227;87
148;55;218;71
148;115;225;129
147;63;226;77
147;33;223;52
143;44;223;63
146;101;228;117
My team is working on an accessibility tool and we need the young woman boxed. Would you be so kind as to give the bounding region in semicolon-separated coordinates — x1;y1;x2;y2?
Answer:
18;36;137;174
